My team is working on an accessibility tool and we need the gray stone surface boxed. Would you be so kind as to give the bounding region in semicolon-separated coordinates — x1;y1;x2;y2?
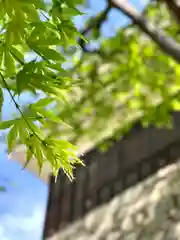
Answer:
49;161;180;240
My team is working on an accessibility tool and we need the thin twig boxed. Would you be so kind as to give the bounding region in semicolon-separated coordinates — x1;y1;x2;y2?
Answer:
79;4;112;51
0;72;43;143
40;11;50;21
10;51;24;66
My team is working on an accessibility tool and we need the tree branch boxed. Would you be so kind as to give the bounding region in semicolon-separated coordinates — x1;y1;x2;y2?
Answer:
79;4;111;51
111;0;180;63
162;0;180;24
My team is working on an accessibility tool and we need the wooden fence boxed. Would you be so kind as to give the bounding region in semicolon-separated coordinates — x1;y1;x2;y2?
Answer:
43;112;180;239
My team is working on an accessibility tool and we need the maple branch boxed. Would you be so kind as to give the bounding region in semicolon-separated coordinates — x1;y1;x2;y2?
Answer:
0;72;44;145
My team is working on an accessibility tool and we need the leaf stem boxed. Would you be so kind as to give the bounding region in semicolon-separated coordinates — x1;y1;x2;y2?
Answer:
0;72;44;144
10;51;24;66
40;11;50;21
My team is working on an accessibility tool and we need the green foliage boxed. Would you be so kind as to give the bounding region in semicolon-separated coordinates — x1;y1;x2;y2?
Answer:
1;0;180;180
45;2;180;149
0;0;85;180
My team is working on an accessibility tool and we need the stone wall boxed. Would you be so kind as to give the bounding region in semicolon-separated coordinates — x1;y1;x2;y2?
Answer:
49;161;180;240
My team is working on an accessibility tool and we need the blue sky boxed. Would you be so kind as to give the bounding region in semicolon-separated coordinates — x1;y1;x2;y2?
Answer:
0;1;147;239
0;151;48;240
